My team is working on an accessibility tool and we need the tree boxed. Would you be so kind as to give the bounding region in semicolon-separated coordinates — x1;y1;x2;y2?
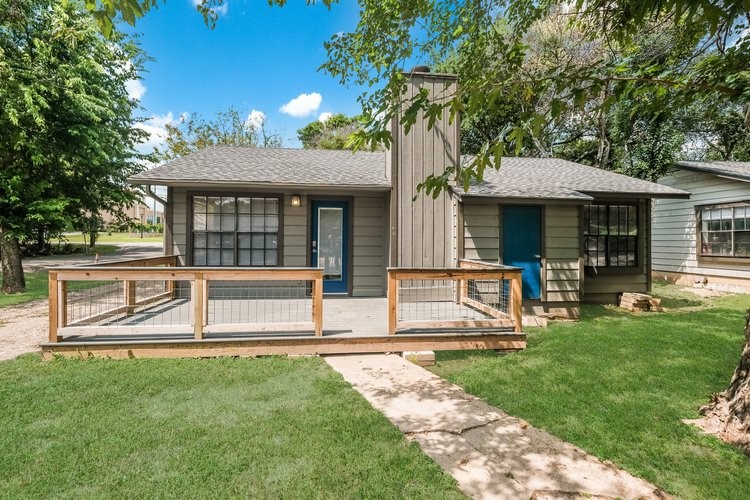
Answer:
0;0;147;293
297;113;362;149
156;107;283;162
316;1;748;195
699;309;750;454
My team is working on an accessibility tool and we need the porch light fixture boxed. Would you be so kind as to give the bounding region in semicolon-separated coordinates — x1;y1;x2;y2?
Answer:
291;195;302;207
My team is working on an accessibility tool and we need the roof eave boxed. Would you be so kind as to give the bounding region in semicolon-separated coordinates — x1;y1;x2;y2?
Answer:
675;163;750;183
128;177;392;192
579;190;691;199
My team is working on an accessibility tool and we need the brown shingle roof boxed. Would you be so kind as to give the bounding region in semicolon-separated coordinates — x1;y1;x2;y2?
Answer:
676;160;750;182
453;157;689;200
130;146;390;189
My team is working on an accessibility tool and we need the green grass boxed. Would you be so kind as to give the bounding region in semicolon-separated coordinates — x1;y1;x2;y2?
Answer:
60;232;163;244
0;271;48;308
0;355;463;498
430;282;750;499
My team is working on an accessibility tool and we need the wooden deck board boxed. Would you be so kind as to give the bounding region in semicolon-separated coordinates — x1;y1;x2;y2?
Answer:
45;297;526;358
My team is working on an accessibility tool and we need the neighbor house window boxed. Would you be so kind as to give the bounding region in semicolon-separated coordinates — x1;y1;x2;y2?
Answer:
191;196;279;266
699;203;750;258
584;204;638;267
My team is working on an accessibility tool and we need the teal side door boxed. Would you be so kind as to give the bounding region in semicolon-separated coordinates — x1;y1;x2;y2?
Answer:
502;206;542;300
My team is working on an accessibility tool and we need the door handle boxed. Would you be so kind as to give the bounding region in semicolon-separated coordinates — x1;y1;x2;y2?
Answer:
312;240;317;254
533;254;541;259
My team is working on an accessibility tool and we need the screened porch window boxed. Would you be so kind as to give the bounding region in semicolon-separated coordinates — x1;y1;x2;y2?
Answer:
191;196;279;266
699;203;750;258
584;204;638;267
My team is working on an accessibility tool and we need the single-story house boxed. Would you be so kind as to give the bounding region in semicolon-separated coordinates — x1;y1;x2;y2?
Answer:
130;69;688;319
652;160;750;291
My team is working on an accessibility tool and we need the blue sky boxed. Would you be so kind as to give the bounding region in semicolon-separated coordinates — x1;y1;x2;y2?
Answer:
123;0;374;151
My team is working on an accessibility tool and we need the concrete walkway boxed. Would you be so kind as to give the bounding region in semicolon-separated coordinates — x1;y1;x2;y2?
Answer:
325;354;666;500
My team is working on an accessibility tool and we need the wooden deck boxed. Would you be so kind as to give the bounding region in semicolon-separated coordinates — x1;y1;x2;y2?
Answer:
43;259;526;359
41;297;525;359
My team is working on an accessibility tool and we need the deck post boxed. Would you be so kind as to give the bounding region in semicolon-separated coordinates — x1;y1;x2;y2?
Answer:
58;280;67;329
510;271;523;332
48;272;59;343
387;272;398;335
123;281;137;314
193;272;204;340
312;273;323;336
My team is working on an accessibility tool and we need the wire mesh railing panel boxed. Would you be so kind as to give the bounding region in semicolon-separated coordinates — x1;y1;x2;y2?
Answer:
66;280;123;326
397;279;481;322
206;281;312;325
466;279;510;315
65;279;191;328
114;282;191;327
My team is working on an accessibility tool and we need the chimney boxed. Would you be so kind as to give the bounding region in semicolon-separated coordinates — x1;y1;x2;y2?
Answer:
387;68;460;268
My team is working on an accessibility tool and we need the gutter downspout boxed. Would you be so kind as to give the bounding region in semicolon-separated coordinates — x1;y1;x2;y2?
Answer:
145;185;167;207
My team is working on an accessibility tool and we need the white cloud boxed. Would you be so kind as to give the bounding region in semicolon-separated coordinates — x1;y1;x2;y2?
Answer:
192;0;228;16
318;112;333;123
279;92;323;118
245;109;266;129
136;112;178;153
125;79;146;101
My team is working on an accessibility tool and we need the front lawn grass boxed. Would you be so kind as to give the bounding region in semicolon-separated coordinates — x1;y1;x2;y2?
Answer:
0;355;463;498
431;282;750;499
60;232;163;244
0;271;48;308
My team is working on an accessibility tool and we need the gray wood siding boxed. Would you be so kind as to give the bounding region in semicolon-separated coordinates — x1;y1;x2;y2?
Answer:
462;203;500;261
167;191;386;296
170;187;188;265
353;194;388;296
584;199;651;303
653;169;750;279
394;74;458;267
544;205;581;303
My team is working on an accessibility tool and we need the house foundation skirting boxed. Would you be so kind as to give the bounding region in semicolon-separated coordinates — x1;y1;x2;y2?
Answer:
653;271;750;294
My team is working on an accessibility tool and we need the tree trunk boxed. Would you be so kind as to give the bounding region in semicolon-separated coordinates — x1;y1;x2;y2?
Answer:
699;309;750;454
89;230;97;247
0;228;26;294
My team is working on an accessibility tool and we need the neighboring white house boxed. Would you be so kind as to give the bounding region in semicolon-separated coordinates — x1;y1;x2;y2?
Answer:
652;161;750;291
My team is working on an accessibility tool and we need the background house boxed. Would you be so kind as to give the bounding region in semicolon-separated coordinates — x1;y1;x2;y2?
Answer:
130;69;688;318
652;161;750;291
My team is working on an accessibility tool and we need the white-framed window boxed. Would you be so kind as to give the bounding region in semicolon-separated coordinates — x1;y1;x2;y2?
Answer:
584;203;638;267
699;202;750;258
191;195;279;266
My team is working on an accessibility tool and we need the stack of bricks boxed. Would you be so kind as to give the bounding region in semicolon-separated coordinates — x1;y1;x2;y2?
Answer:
619;293;664;312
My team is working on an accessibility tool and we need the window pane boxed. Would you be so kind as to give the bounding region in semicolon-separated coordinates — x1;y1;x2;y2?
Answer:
221;249;234;266
207;232;221;248
206;197;221;230
237;198;252;214
207;249;221;266
265;215;278;232
265;198;279;214
251;198;266;215
193;232;207;248
193;197;207;230
266;234;278;249
705;232;732;256
193;249;207;266
735;231;750;257
237;249;251;266
251;249;264;266
221;232;235;248
251;233;264;248
238;233;252;249
238;215;252;231
265;250;278;266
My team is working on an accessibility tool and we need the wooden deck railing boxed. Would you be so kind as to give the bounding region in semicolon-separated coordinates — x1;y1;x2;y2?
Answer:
48;257;324;341
387;260;523;334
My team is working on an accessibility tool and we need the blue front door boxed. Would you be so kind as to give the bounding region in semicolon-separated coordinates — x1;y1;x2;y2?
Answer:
502;206;542;299
311;200;349;294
